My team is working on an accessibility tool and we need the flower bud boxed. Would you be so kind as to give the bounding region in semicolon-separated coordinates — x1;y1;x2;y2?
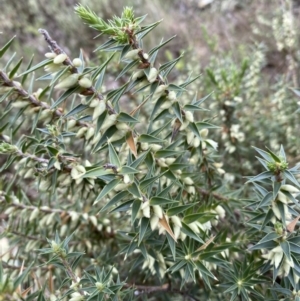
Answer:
141;142;149;150
54;161;61;170
143;53;149;60
93;101;106;120
168;91;177;101
78;77;92;88
187;131;194;145
150;215;159;230
101;114;117;131
142;202;150;218
55;74;79;90
200;129;209;138
171;215;182;227
160;100;172;110
45;52;57;59
53;53;67;64
85;127;95;140
12;101;29;108
147;67;158;83
76;127;88;138
281;185;299;194
183;177;194;185
124;49;140;60
150;144;162;151
185;111;194;123
72;58;82;67
152;205;163;219
193;137;200;148
67;119;77;129
132;70;144;81
90;98;100;108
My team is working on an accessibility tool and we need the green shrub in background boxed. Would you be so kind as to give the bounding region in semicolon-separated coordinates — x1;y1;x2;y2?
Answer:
1;3;300;301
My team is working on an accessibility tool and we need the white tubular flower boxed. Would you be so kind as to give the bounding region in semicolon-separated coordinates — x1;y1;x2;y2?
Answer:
206;139;218;150
183;177;194;185
186;131;194;145
180;231;187;241
173;225;181;240
93;101;106;120
281;184;299;194
69;292;84;301
185;111;194;123
55;74;79;90
150;215;160;230
200;128;209;138
215;205;226;219
277;191;288;204
265;245;284;268
53;53;67;64
124;49;140;60
141;202;150;218
271;201;281;220
78;77;92;88
147;67;158;83
193;137;201;148
152;205;163;219
71;165;86;180
171;215;182;228
168;91;177;101
187;221;200;233
186;186;196;195
101;114;117;131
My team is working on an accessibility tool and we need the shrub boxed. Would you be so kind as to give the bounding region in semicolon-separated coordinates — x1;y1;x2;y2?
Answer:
1;4;300;301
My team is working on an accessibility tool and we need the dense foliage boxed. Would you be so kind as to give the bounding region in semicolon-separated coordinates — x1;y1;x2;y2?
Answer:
1;2;300;301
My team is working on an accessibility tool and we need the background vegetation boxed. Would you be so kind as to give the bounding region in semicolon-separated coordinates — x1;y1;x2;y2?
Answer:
1;0;300;300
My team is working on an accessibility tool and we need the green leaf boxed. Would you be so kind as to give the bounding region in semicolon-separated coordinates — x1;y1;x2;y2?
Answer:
172;101;182;123
51;86;81;109
117;112;139;123
265;147;281;163
0;36;16;59
139;134;164;144
92;53;116;80
140;171;167;190
116;59;139;80
167;204;196;216
258;232;281;244
196;122;220;130
94;178;121;204
82;167;112;178
108;142;121;168
9;57;23;79
283;170;300;189
252;146;273;162
248;240;277;251
139;217;150;244
280;241;291;262
119;166;139;175
183;213;215;224
13;262;33;289
150;197;178;206
155;150;183;158
136;19;162;39
245;171;273;183
127;182;141;197
257;191;273;208
64;103;88;117
148;35;176;56
110;199;133;213
166;233;176;260
18;59;52;77
100;190;129;212
131;199;142;224
181;222;204;243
